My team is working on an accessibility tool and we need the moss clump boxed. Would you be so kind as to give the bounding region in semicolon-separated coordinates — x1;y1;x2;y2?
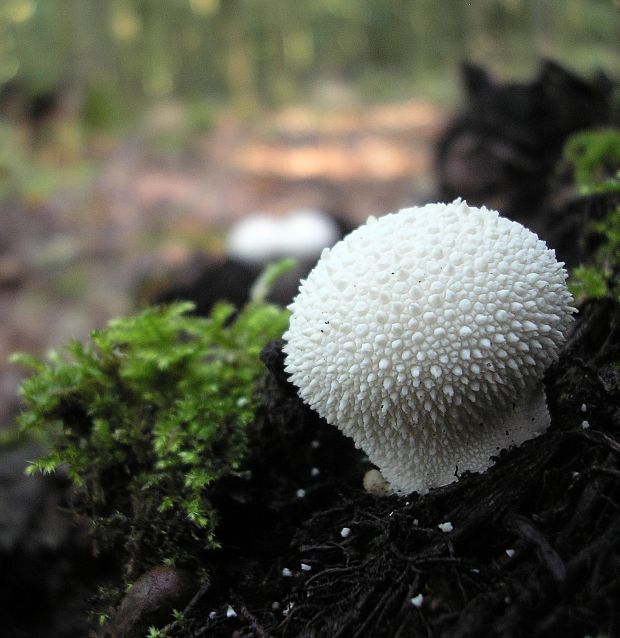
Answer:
564;128;620;196
564;129;620;301
11;299;289;591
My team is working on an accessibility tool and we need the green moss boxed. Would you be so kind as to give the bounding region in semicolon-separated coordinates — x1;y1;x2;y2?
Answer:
568;206;620;301
563;128;620;195
11;297;289;589
569;265;610;300
564;129;620;301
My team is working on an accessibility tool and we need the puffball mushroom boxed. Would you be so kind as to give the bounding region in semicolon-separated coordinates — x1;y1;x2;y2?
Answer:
283;199;575;494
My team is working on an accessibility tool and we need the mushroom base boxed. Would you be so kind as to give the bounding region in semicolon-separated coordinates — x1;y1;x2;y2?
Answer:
384;384;551;495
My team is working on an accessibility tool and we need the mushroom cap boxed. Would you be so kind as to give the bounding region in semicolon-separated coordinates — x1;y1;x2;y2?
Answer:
283;200;575;493
227;208;340;263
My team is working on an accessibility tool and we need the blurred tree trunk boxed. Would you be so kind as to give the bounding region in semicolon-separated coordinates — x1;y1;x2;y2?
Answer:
221;0;257;112
69;0;114;86
90;0;116;89
69;0;89;86
139;0;174;98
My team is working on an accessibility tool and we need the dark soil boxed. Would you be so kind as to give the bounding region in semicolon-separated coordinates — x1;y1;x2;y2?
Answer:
0;446;104;638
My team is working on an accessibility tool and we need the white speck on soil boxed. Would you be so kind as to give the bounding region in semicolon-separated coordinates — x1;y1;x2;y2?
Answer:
282;567;293;577
340;527;351;538
506;548;516;558
296;488;306;498
311;467;320;477
438;521;453;533
272;602;280;610
301;563;312;571
410;593;424;608
226;606;237;618
209;611;216;620
311;440;320;449
581;420;590;429
580;403;587;413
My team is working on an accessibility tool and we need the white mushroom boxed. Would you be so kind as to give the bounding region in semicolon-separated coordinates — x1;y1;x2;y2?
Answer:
283;200;576;494
227;208;340;263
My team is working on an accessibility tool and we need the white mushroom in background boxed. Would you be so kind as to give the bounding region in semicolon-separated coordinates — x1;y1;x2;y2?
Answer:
283;199;576;494
226;208;341;263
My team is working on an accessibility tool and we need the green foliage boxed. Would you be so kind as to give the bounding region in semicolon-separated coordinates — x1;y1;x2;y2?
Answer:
12;299;289;583
568;265;610;300
186;101;217;135
563;129;620;195
564;129;620;301
82;85;124;131
0;423;23;449
250;257;297;303
0;121;29;200
0;120;94;204
568;208;620;300
98;612;111;627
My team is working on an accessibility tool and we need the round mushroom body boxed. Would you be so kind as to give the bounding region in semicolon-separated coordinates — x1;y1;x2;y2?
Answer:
283;200;575;494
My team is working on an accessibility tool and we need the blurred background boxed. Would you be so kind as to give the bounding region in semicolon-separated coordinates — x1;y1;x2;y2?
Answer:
0;2;619;635
0;0;619;426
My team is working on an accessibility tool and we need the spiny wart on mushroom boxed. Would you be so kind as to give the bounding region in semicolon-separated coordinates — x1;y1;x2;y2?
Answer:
283;199;576;494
